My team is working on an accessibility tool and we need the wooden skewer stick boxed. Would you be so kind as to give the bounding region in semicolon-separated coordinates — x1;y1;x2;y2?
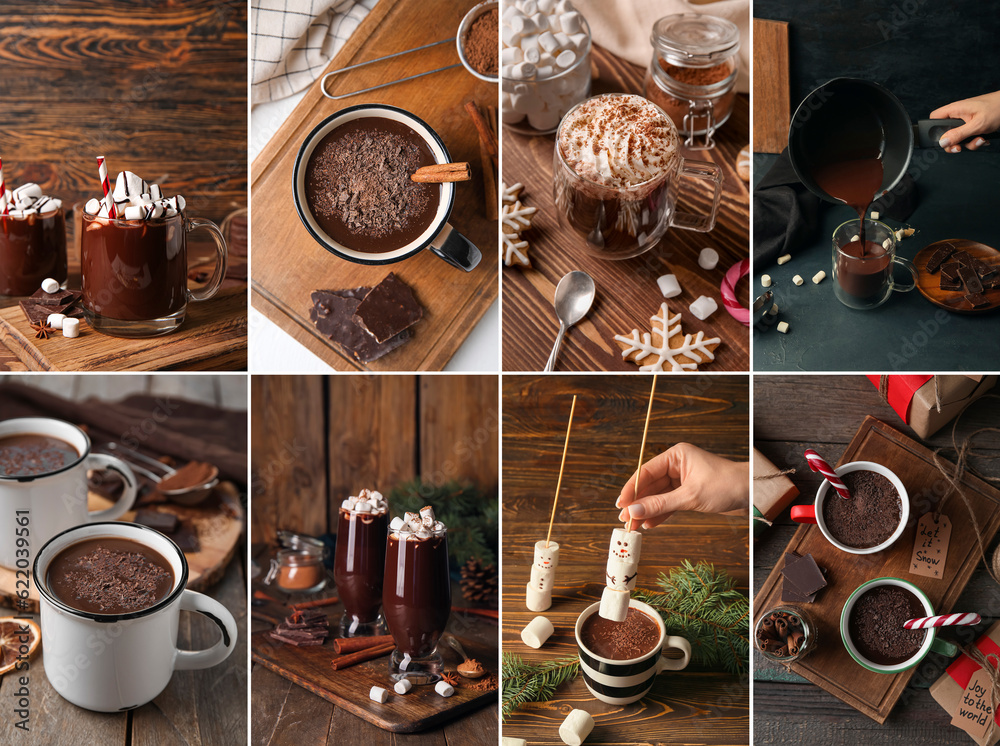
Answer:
411;162;471;183
627;375;658;533
546;395;577;548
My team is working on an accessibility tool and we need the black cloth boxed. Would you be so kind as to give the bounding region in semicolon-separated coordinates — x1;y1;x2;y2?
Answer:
753;148;919;267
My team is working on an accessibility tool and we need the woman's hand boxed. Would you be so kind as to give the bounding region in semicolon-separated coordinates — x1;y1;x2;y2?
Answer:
930;91;1000;153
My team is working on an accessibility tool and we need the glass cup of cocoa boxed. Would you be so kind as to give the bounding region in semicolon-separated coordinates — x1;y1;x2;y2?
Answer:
832;219;917;310
293;104;482;272
81;211;228;337
553;93;724;259
0;204;67;297
333;490;388;636
790;460;909;554
574;598;691;704
841;577;957;673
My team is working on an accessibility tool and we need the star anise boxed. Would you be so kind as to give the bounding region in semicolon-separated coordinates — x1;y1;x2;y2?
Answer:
30;321;55;340
441;672;460;687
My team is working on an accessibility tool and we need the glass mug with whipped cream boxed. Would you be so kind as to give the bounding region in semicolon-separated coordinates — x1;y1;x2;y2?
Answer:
553;93;724;259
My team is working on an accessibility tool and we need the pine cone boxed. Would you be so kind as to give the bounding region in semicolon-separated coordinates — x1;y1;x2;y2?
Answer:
460;558;497;603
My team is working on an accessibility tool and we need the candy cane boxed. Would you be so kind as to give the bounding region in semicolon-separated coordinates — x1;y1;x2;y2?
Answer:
904;612;981;630
96;156;117;218
721;258;750;326
0;156;8;216
804;448;851;500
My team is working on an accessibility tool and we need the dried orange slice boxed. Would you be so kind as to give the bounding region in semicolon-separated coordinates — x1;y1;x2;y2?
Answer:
0;617;40;676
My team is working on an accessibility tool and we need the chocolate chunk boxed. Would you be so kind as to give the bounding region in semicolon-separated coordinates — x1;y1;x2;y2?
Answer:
952;250;975;267
958;265;984;294
972;258;997;279
29;287;80;306
940;274;963;291
941;262;961;281
353;272;423;343
133;509;179;533
780;551;825;603
925;243;955;273
984;274;1000;290
310;289;410;363
967;292;991;308
781;553;827;597
19;299;79;325
168;522;200;552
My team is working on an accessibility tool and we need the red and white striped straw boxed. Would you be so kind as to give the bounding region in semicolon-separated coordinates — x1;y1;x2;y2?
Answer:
804;448;851;500
0;156;8;216
903;612;982;630
96;155;117;218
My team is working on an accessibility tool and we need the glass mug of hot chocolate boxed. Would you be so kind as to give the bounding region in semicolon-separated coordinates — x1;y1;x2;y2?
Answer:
0;182;67;297
554;93;724;259
382;507;451;683
841;577;957;674
832;219;917;310
333;489;388;637
0;417;138;570
81;169;228;337
33;522;239;712
790;461;909;555
293;104;482;272
575;598;691;704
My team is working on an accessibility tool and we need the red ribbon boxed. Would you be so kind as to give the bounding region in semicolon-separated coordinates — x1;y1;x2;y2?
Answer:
867;375;933;424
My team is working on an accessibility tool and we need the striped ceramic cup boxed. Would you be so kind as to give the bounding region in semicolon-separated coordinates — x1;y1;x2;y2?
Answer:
575;599;692;704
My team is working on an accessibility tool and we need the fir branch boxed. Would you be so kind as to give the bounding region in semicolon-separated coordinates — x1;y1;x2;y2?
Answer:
501;653;579;721
632;560;749;676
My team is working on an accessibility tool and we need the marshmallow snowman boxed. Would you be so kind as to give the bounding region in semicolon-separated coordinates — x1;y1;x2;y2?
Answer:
525;539;559;612
599;529;642;621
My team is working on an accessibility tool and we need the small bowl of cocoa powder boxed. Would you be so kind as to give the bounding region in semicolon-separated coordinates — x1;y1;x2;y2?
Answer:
457;1;499;83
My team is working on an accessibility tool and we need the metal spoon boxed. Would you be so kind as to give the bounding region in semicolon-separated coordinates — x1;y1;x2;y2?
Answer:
103;442;218;506
544;271;596;372
443;634;486;679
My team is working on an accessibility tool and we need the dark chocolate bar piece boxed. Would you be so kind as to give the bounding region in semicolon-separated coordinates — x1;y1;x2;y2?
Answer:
958;265;984;294
925;243;955;273
984;274;1000;290
940;274;963;291
967;293;991;308
941;262;962;281
19;299;78;325
310;288;411;364
952;250;975;267
28;287;81;306
353;272;424;344
133;509;179;533
972;258;997;279
781;553;828;597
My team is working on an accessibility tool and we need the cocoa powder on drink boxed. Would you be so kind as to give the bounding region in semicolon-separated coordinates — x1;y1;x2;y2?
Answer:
848;585;926;665
822;469;901;548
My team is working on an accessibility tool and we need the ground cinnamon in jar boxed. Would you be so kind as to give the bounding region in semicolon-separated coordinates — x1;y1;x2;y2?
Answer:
660;60;732;86
276;550;325;591
645;59;737;140
464;7;499;76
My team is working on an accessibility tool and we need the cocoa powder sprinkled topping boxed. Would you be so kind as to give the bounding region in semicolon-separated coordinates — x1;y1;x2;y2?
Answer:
580;607;660;660
58;546;173;613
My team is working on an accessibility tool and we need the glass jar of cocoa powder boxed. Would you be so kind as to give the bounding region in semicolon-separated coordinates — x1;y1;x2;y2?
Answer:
266;547;328;594
643;13;740;151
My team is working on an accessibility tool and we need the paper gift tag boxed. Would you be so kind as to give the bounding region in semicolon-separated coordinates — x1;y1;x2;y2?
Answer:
950;667;994;742
910;513;951;579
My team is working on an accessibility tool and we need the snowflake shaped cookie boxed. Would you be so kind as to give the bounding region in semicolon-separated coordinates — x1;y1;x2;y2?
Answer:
501;182;536;268
614;302;721;371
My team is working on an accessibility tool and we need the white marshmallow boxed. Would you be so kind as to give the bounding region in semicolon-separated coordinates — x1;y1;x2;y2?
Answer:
777;254;791;265
527;109;561;131
46;313;66;330
341;499;353;510
605;558;639;591
698;247;719;270
792;274;804;286
513;62;536;79
149;183;163;201
389;516;405;531
871;210;880;220
520;615;554;648
503;739;528;746
12;183;42;203
559;709;595;746
520;0;538;14
656;273;681;298
812;270;827;284
521;36;541;64
599;587;630;622
433;521;445;532
85;198;102;215
531;12;549;32
501;46;523;65
536;65;555;79
537;0;556;11
41;278;60;294
689;295;718;321
761;274;772;288
394;679;412;694
421;515;434;527
534;539;559;569
529;564;554;592
355;501;372;514
568;32;589;50
501;25;521;47
558;11;582;34
553;31;571;49
526;582;552;612
434;681;454;697
555;49;577;68
777;321;790;333
538;31;559;52
419;506;435;522
369;686;389;703
404;511;420;524
608;529;642;563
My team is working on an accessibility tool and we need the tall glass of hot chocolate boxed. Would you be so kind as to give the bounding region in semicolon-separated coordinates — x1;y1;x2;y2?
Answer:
0;180;67;297
333;489;388;636
553;93;724;259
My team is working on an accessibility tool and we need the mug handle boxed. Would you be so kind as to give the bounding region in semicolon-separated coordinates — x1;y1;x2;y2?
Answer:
656;635;692;672
186;217;229;302
931;636;959;657
790;505;818;524
890;255;918;293
174;589;239;671
669;159;723;233
84;453;138;522
428;223;482;271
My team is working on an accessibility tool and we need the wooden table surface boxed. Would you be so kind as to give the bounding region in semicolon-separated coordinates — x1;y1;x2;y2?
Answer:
754;376;1000;744
501;48;750;372
502;375;750;745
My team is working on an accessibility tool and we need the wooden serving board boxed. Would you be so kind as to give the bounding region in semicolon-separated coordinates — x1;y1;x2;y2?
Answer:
0;287;247;371
0;482;244;612
914;239;1000;313
753;416;1000;723
251;0;499;371
752;19;790;154
501;47;750;372
251;621;497;733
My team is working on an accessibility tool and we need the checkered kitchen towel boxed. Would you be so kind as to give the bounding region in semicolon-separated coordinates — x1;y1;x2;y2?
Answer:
251;0;379;104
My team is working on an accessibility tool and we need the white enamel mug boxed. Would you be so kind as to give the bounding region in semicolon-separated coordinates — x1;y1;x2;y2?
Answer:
575;598;692;704
34;522;239;712
0;417;138;570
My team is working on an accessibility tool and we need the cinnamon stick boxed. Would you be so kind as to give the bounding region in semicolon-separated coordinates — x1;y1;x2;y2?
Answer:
411;162;471;183
464;100;497;160
452;606;499;619
332;634;395;654
330;642;395;670
290;595;340;612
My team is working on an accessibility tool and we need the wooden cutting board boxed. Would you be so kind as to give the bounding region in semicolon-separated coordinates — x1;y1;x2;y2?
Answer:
752;19;790;154
0;482;244;612
501;46;750;372
753;416;1000;723
251;623;497;733
251;0;499;371
0;287;247;371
